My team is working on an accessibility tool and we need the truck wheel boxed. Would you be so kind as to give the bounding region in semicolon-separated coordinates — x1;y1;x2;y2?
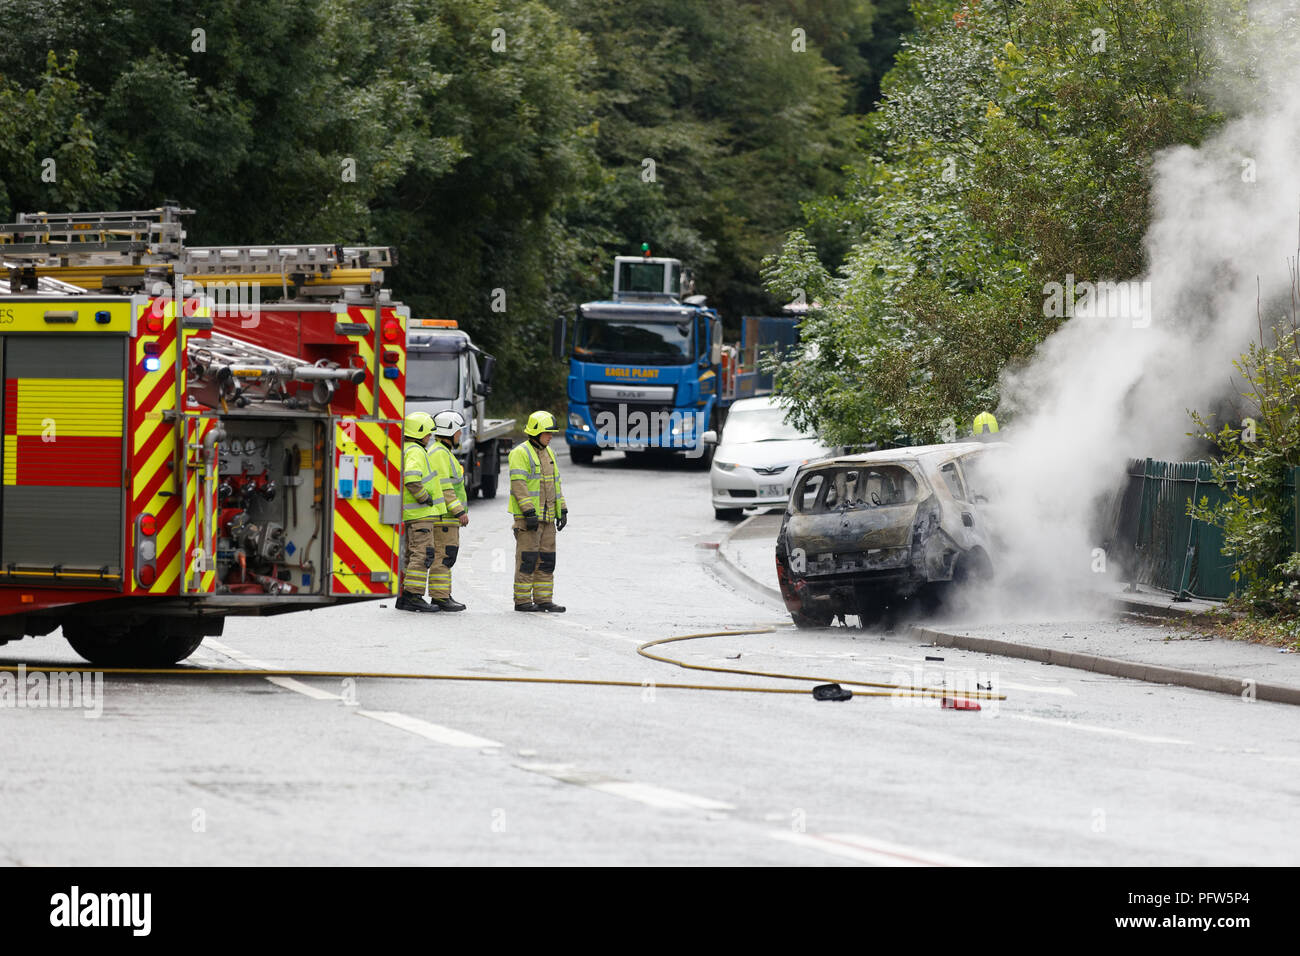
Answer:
570;447;595;466
714;507;743;520
65;623;204;668
790;608;833;629
480;472;498;499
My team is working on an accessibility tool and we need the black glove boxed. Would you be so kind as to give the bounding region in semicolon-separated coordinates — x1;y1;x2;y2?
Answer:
523;510;539;531
556;510;568;532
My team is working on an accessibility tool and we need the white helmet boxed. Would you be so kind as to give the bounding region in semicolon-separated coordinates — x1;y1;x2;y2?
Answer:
433;410;467;444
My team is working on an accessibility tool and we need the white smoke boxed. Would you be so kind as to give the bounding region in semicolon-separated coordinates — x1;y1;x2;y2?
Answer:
987;0;1300;614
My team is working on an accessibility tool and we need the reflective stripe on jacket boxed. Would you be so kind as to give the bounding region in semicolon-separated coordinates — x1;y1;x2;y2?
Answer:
428;441;467;524
403;440;448;521
507;440;565;518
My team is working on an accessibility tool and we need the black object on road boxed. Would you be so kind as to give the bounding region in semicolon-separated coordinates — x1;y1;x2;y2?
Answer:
812;683;852;702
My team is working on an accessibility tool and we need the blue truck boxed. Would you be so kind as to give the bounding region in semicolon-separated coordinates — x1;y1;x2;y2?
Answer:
559;253;796;465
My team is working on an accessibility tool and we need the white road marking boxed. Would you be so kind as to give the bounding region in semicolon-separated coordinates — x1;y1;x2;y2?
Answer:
265;676;343;700
590;781;733;811
204;638;280;671
204;639;345;700
519;762;733;811
358;710;503;748
772;831;983;867
1009;713;1192;745
205;639;505;748
541;617;644;645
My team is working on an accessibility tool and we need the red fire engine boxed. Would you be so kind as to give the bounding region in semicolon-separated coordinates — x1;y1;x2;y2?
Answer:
0;204;407;665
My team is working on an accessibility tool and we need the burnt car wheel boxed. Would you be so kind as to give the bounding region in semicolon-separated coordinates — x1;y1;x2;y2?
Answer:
790;607;833;629
951;549;994;587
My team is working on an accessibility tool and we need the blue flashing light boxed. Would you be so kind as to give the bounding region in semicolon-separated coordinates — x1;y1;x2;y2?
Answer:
143;356;161;372
94;310;111;324
382;367;401;379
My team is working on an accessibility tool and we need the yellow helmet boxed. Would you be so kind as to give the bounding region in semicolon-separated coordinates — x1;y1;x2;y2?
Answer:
524;410;560;436
404;411;435;440
972;411;999;435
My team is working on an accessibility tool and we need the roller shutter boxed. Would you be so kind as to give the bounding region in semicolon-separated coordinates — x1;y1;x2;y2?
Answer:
0;336;126;579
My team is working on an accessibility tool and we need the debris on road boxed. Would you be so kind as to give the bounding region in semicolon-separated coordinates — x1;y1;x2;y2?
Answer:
812;682;853;701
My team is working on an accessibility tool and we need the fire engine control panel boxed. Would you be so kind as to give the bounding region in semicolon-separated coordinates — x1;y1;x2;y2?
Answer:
214;421;321;595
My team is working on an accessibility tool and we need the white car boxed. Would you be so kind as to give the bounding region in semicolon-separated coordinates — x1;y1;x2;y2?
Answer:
704;396;832;519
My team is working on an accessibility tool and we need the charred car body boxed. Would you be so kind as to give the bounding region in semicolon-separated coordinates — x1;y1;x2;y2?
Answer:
775;442;1004;627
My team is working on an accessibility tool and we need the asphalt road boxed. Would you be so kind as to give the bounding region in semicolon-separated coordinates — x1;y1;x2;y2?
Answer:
3;444;1299;866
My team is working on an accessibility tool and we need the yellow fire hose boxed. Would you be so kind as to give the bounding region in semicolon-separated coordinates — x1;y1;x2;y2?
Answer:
0;628;1005;702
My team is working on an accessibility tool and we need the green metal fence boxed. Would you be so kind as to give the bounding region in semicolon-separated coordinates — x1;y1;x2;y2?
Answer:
1115;459;1300;600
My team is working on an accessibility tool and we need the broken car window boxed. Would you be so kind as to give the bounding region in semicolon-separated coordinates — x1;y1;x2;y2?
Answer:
795;474;824;512
939;462;967;501
793;466;918;513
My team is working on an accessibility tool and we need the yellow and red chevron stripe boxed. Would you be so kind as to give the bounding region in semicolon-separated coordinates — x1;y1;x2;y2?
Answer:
345;306;377;418
127;296;208;595
183;415;218;594
377;308;405;422
330;419;400;595
338;305;404;421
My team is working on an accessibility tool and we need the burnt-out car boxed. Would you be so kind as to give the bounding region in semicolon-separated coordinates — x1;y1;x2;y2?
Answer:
775;442;1005;627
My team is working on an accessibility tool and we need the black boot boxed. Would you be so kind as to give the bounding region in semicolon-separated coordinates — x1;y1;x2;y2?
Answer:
396;593;439;612
536;602;566;613
514;602;542;612
432;596;466;612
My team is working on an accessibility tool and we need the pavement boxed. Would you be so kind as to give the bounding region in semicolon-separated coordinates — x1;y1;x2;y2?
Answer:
718;512;1300;706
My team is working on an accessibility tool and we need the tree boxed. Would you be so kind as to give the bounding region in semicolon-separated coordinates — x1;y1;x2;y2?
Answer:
766;0;1223;446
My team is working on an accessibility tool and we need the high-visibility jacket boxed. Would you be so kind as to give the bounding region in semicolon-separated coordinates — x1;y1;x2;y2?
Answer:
427;440;467;525
507;440;565;520
402;440;447;522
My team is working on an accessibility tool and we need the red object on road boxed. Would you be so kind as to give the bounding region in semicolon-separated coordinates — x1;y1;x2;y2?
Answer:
941;697;981;711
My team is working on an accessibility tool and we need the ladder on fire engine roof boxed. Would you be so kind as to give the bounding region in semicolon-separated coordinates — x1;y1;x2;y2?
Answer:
188;330;365;411
0;202;395;295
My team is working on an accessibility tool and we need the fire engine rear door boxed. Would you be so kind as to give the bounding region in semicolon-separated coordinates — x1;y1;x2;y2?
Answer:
0;334;127;582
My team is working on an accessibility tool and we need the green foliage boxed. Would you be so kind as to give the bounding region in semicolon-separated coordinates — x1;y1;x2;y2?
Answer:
0;0;887;408
1190;326;1300;608
765;0;1224;446
0;52;129;217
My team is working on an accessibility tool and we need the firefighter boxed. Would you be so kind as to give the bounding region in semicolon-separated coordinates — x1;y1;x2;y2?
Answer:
398;411;448;612
508;410;567;612
973;411;1000;437
426;410;470;611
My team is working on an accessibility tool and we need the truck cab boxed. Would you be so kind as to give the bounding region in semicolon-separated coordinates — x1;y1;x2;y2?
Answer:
405;319;512;498
562;255;725;464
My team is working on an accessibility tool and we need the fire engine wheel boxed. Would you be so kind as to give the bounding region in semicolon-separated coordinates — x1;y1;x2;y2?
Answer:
64;624;204;668
569;447;596;466
479;472;499;498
